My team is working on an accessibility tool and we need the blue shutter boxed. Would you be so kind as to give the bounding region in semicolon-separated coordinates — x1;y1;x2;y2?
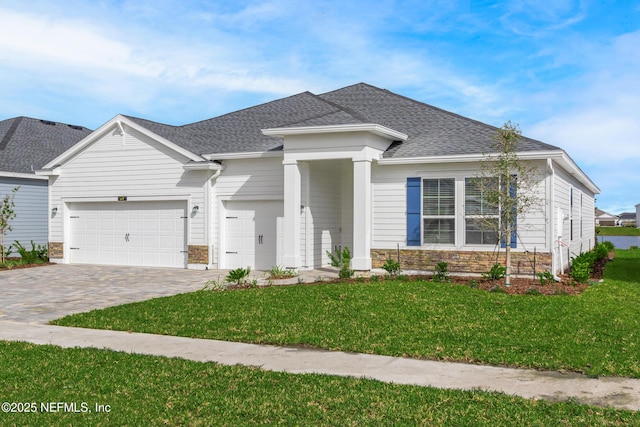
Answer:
501;176;517;248
406;177;421;246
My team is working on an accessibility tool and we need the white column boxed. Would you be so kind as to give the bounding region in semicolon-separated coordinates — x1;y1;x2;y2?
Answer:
283;160;301;268
352;158;372;270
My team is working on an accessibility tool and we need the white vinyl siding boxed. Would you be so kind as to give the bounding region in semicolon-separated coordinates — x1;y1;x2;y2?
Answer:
215;157;284;200
552;164;597;265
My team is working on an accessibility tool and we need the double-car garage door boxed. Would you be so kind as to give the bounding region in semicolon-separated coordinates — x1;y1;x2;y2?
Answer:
69;201;187;268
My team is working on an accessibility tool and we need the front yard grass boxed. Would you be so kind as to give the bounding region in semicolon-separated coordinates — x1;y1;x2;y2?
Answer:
53;249;640;378
1;341;637;426
597;226;640;236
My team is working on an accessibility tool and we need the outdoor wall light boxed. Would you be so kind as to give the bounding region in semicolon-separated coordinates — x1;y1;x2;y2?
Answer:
192;205;199;212
51;207;58;214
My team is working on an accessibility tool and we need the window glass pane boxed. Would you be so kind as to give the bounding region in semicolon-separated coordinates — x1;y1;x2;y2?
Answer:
465;218;499;245
423;178;455;216
465;178;498;215
424;219;455;244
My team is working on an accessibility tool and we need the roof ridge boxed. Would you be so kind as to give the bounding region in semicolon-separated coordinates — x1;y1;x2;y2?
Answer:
322;82;559;149
0;116;23;151
309;91;371;123
185;91;317;128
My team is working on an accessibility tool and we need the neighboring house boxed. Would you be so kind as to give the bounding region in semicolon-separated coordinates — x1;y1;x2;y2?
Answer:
37;83;599;275
637;204;640;228
0;117;91;254
595;208;617;227
618;212;636;227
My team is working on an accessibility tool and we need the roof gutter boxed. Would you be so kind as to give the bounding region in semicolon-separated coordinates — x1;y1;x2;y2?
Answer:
377;150;600;195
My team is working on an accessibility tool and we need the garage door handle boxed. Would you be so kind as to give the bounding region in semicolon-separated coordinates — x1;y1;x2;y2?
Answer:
70;247;80;250
125;233;130;242
226;251;238;254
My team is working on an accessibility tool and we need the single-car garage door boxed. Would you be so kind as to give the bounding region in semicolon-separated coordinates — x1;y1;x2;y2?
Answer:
224;200;283;270
69;201;187;268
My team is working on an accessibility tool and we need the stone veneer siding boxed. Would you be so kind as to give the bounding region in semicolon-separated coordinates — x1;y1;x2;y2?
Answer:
371;249;552;275
48;242;64;259
188;245;208;265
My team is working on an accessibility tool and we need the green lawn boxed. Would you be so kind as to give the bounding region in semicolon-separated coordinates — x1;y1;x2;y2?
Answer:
53;249;640;378
597;226;640;236
1;341;637;426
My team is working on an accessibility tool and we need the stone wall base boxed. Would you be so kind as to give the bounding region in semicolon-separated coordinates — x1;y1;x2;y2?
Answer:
371;249;552;275
188;245;208;265
48;242;64;259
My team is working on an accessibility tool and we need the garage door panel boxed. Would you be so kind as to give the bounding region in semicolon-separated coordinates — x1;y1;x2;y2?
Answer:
224;201;282;270
69;201;187;268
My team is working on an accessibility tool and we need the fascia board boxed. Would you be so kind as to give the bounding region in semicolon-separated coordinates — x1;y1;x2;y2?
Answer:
0;171;48;180
41;115;202;170
262;123;408;141
202;151;284;161
182;162;224;171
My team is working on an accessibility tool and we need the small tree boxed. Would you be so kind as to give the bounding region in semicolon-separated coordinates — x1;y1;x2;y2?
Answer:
0;186;19;263
474;122;539;286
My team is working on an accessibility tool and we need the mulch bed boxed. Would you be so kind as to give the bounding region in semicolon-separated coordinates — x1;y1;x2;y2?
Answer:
431;256;608;295
0;262;54;271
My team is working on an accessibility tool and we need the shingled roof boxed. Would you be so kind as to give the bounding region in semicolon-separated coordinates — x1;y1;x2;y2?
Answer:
0;117;92;175
124;82;560;158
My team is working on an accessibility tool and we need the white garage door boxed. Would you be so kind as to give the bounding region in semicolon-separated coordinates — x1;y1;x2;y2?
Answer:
69;201;187;268
224;200;283;270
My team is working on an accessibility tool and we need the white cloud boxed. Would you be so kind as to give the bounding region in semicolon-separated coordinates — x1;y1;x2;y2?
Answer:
0;9;159;77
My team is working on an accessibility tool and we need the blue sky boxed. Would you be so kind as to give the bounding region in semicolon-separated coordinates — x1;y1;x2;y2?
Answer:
1;0;638;214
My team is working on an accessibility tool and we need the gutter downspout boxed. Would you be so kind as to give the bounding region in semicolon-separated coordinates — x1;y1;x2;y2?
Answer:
207;168;222;268
547;158;561;281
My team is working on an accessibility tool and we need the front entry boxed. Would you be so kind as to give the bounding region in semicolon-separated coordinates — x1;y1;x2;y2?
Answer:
223;200;283;270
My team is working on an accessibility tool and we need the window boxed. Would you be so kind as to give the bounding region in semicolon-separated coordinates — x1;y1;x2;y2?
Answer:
465;178;499;245
570;188;574;241
423;178;455;244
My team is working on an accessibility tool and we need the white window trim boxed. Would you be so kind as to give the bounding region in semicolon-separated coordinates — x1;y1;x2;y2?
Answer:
420;176;457;247
463;177;500;246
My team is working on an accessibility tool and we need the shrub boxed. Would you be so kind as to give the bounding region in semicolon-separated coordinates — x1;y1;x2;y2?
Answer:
570;255;592;283
326;246;354;279
381;259;401;277
226;267;251;285
599;240;614;252
268;265;298;279
537;271;555;286
592;243;608;262
12;240;48;264
482;263;506;281
432;262;450;283
202;277;225;291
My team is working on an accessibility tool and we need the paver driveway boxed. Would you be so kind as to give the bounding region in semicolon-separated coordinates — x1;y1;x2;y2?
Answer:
0;264;217;323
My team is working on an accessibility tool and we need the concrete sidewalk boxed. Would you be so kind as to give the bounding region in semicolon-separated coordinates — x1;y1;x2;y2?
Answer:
1;320;639;412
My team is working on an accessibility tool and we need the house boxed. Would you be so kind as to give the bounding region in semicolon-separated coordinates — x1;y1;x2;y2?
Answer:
636;204;640;228
37;83;599;275
618;212;636;227
595;208;617;227
0;117;91;254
